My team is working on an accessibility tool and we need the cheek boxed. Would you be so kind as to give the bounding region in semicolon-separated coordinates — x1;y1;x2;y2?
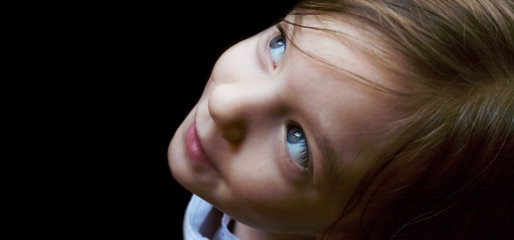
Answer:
221;153;337;234
228;149;287;202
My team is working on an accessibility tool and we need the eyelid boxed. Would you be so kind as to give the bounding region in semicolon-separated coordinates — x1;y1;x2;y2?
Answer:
276;24;286;39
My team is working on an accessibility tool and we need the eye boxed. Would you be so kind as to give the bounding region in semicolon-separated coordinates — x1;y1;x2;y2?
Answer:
286;125;311;170
269;26;286;67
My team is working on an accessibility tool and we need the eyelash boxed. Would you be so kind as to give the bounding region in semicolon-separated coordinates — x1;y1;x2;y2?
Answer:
275;24;286;44
285;122;312;173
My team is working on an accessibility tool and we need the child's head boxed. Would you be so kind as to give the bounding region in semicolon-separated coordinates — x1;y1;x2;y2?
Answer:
168;0;513;239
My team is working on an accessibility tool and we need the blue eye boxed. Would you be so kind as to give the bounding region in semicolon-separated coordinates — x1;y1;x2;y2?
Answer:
269;27;286;66
286;125;310;170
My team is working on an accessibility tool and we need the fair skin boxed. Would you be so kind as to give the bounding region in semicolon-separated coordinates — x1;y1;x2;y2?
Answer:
168;16;400;239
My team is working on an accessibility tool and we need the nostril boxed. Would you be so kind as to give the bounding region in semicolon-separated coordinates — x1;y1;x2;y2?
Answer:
220;123;246;143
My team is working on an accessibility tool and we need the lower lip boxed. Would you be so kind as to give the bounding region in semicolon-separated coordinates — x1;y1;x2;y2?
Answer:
185;117;213;168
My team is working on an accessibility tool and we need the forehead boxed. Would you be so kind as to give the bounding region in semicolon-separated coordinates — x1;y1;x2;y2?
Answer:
286;14;395;89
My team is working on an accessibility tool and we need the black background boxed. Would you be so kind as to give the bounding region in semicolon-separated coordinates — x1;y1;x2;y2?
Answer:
29;1;299;239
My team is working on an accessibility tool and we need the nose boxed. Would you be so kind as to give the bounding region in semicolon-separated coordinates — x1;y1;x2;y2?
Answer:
208;82;277;144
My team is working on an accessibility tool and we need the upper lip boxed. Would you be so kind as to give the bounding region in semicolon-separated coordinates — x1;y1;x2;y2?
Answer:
193;106;217;169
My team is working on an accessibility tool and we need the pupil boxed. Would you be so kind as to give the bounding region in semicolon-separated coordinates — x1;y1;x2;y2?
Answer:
271;36;285;48
294;131;302;138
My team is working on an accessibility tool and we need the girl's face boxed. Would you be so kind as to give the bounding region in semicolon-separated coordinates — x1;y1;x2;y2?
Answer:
168;16;399;236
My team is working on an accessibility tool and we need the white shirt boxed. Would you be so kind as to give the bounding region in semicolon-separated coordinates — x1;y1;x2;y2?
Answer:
183;195;240;240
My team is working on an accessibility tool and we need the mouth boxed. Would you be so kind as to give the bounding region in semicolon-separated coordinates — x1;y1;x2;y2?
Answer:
185;110;215;169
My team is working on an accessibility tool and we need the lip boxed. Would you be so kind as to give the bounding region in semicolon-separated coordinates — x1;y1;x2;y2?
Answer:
185;112;214;168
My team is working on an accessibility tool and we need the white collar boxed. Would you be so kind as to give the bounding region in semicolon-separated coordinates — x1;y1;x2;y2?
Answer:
183;195;240;240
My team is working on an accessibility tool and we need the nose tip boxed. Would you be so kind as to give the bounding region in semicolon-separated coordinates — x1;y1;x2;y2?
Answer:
208;84;248;143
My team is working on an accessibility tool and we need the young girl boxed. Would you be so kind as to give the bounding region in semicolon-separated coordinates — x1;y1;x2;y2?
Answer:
168;0;514;239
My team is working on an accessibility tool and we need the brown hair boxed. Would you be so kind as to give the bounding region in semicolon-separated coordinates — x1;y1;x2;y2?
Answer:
288;0;514;239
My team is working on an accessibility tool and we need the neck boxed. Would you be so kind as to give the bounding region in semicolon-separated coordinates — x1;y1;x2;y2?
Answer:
233;221;317;240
